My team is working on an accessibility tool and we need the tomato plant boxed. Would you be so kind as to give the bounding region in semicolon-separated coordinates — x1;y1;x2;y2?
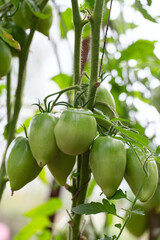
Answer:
0;38;12;79
6;136;41;191
125;148;158;202
90;135;126;198
54;108;97;156
28;113;58;167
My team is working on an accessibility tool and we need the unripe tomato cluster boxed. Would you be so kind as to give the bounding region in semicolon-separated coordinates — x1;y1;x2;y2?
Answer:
0;3;53;79
6;87;159;206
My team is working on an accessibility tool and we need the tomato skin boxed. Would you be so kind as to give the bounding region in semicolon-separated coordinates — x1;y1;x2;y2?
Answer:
28;113;58;167
90;136;126;198
144;183;160;212
37;4;53;36
94;86;116;130
150;86;160;113
126;204;148;237
6;137;41;191
125;148;158;202
47;150;76;186
0;39;12;79
54;108;97;156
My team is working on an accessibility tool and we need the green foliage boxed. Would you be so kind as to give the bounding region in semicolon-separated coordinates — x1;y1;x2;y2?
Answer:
25;198;62;218
135;0;156;23
13;217;51;240
52;73;73;89
72;199;118;217
59;8;73;38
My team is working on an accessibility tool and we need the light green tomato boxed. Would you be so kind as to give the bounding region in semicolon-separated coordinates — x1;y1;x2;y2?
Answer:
6;137;41;191
144;183;160;212
54;108;97;156
28;113;58;167
13;1;31;29
37;4;53;36
94;86;116;130
0;39;12;79
90;136;126;198
125;148;158;202
47;150;76;186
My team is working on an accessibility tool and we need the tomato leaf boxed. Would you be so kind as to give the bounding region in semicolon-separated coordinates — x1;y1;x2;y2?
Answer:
72;199;117;216
36;229;52;240
38;168;48;185
98;235;113;240
135;0;156;23
25;198;62;218
59;8;74;38
52;73;73;89
0;26;20;50
110;189;127;200
115;223;122;229
147;0;152;6
122;208;145;216
13;217;50;240
25;0;51;19
87;178;96;198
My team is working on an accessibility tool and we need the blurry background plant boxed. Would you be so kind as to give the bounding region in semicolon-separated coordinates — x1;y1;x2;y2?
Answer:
0;0;160;239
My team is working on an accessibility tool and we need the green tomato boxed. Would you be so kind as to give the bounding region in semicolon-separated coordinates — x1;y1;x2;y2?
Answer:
150;86;160;113
37;4;53;36
54;108;97;156
90;136;126;198
144;183;160;212
13;1;31;29
126;204;148;237
94;86;116;130
0;38;12;79
47;150;76;186
125;148;158;202
28;113;58;167
4;22;27;56
6;136;41;191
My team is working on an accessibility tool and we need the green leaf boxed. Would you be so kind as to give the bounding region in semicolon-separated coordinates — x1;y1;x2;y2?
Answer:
72;199;117;216
38;168;48;184
59;8;73;38
11;0;19;8
110;189;127;200
147;0;152;6
115;223;122;229
52;73;73;89
0;26;20;50
87;178;96;198
156;146;160;154
120;40;156;62
83;0;95;9
36;229;52;240
98;235;112;240
16;116;32;134
135;0;156;23
25;0;51;19
122;208;145;216
13;217;50;240
25;198;62;218
0;84;5;95
114;125;150;149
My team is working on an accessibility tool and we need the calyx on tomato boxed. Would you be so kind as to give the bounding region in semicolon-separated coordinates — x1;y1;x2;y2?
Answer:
90;135;126;198
0;38;12;79
47;150;76;186
125;148;158;202
6;136;41;191
28;113;58;167
94;85;117;130
54;108;97;156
